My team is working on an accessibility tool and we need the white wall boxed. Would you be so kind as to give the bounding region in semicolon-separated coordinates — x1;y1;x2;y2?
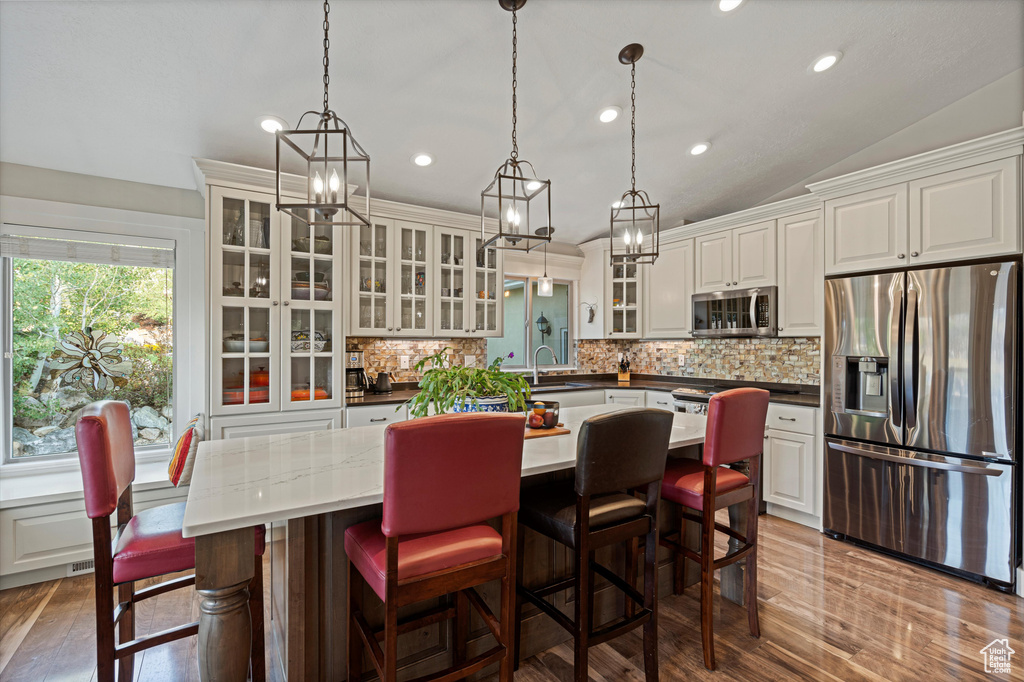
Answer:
761;67;1024;204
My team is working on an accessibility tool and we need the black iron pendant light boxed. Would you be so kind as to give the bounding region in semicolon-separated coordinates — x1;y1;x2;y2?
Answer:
609;43;659;265
480;0;552;253
275;0;370;228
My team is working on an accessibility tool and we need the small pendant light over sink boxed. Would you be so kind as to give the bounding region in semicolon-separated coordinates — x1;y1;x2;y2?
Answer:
275;0;370;229
610;43;659;266
537;227;554;296
480;0;553;253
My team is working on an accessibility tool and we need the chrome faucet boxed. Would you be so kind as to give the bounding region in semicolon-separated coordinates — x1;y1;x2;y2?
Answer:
533;345;557;384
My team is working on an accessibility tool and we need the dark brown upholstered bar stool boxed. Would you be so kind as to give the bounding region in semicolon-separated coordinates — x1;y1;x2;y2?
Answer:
345;412;526;682
659;387;769;670
75;401;265;682
513;407;674;682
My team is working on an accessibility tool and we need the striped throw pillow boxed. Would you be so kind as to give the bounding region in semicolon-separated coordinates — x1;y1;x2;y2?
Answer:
168;414;204;487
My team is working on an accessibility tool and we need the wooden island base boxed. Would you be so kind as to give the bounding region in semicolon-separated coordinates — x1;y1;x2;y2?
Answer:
267;456;752;681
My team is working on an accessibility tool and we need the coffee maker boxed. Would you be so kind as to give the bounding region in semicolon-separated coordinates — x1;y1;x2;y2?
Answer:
345;351;369;399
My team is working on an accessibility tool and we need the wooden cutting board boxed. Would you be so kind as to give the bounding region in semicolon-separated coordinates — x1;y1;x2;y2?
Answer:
524;424;570;439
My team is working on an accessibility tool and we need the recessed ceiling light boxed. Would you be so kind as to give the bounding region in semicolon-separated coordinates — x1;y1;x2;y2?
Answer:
690;142;710;156
526;180;543;191
411;153;433;167
716;0;745;12
257;115;287;134
598;106;621;123
811;51;843;73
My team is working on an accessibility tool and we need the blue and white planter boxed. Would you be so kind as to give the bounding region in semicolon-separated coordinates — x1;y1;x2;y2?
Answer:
450;396;509;413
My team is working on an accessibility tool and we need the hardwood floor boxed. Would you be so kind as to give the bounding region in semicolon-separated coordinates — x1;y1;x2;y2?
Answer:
1;515;1021;681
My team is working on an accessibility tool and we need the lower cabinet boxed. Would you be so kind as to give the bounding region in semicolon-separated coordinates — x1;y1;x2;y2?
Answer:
645;391;673;410
762;404;818;519
550;389;605;408
346;403;409;428
209;409;343;439
604;389;646;406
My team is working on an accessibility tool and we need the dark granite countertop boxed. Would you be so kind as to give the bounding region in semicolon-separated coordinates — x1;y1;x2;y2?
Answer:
347;373;820;409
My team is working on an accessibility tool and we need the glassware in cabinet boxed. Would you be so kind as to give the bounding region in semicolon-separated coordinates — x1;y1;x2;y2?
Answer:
351;218;393;334
434;228;470;335
608;258;641;336
395;221;431;335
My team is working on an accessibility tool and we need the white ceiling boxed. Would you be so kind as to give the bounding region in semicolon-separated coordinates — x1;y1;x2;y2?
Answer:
2;0;1022;244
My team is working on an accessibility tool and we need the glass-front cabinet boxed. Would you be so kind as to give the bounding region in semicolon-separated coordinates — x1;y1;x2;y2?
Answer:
473;237;502;335
606;260;642;337
434;227;468;336
211;186;341;416
395;221;432;335
351;217;392;335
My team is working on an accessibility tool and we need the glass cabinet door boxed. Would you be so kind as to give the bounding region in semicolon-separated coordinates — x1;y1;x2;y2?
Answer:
609;261;641;336
211;187;279;414
434;228;468;336
473;237;501;335
395;222;431;336
352;218;392;334
284;308;336;408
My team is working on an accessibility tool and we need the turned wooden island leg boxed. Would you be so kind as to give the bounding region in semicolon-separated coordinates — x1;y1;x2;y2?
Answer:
195;527;255;682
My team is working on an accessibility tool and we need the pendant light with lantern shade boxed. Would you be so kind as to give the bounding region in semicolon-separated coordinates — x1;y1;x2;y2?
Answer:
275;0;370;229
480;0;553;253
536;226;554;297
609;43;659;266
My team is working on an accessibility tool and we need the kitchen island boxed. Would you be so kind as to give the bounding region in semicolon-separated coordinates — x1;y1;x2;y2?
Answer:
183;405;708;681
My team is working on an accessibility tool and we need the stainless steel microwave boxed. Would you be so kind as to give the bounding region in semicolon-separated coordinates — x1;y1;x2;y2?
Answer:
691;286;777;337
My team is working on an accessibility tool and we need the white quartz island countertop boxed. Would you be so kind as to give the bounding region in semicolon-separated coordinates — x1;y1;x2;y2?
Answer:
183;404;707;538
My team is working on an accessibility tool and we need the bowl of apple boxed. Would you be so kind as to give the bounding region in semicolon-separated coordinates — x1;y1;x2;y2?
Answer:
524;400;559;429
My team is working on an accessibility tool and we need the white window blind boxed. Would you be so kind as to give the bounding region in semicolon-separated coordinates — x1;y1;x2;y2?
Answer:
0;234;174;268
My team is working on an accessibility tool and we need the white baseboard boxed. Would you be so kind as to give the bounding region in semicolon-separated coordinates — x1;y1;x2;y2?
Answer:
766;503;821;530
0;564;69;591
1017;567;1023;598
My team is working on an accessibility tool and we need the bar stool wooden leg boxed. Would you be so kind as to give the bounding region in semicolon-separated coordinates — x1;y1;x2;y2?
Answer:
347;561;364;682
573;502;591;682
454;590;469;665
383;538;399;682
118;580;135;681
513;522;526;671
499;512;517;682
745;459;761;639
700;498;716;670
625;536;639;617
642;512;659;682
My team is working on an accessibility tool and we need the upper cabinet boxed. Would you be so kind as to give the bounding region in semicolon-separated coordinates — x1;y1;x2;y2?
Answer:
472;236;503;337
824;184;909;275
644;238;694;338
351;218;394;335
908;157;1020;265
777;211;823;336
605;258;643;338
695;220;776;293
394;221;433;336
432;227;503;337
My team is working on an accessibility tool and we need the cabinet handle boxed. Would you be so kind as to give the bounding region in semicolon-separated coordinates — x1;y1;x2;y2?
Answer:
369;417;387;423
898;253;906;259
911;251;919;257
283;301;290;306
778;416;796;421
779;327;784;331
272;301;279;306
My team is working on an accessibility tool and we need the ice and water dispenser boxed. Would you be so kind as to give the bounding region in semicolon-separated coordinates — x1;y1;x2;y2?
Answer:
830;356;889;416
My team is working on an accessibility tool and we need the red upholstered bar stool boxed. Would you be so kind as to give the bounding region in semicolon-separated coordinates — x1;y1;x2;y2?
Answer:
345;412;526;682
75;401;266;682
659;387;769;670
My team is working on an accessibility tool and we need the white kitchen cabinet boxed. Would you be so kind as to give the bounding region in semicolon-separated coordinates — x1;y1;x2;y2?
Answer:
824;184;909;275
210;409;343;439
550;389;605;408
604;389;645;406
346;403;409;428
645;391;673;410
432;226;505;338
351;217;395;335
393;221;433;336
471;235;503;337
733;221;777;288
909;157;1020;265
763;404;817;518
694;231;733;292
777;211;823;336
211;186;342;418
644;238;694;338
578;242;607;340
605;259;643;338
695;221;776;293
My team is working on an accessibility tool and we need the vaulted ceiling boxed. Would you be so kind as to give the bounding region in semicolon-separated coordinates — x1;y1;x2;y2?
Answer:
1;0;1022;243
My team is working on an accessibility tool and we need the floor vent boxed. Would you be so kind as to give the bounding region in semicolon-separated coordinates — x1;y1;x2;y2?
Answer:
68;559;95;577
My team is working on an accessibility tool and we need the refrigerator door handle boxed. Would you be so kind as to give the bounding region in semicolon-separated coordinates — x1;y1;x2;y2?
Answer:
903;288;919;431
889;284;904;429
828;440;1004;476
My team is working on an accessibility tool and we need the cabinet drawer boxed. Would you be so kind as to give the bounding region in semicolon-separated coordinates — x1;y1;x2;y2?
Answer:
645;391;674;410
347;404;408;428
766;404;816;435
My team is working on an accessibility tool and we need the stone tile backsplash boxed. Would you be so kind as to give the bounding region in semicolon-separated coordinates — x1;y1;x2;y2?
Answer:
349;335;820;385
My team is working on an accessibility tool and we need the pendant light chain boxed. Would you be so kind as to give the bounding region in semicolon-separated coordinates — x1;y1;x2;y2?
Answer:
510;3;519;160
630;61;636;193
322;0;331;114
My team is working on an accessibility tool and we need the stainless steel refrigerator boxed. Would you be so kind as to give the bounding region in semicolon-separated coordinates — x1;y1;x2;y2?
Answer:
823;260;1019;589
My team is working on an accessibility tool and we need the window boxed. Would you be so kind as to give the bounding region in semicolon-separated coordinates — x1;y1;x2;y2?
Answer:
488;276;574;369
2;231;174;462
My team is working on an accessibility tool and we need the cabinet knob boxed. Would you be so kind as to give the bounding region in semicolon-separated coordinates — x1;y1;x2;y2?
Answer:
283;301;290;306
272;301;279;306
387;327;393;332
733;281;738;286
464;329;470;333
898;253;906;259
725;282;731;287
779;327;784;331
396;327;402;331
911;251;919;257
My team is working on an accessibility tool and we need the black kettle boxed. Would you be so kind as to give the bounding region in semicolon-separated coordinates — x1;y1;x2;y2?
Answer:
371;371;393;394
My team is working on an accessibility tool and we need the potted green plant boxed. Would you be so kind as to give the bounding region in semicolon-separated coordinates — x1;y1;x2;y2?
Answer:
405;347;530;418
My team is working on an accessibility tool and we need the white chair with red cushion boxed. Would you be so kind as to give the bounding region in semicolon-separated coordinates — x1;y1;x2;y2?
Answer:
76;400;266;682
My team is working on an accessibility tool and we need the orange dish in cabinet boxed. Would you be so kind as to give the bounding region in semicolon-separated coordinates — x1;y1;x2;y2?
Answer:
291;387;330;401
